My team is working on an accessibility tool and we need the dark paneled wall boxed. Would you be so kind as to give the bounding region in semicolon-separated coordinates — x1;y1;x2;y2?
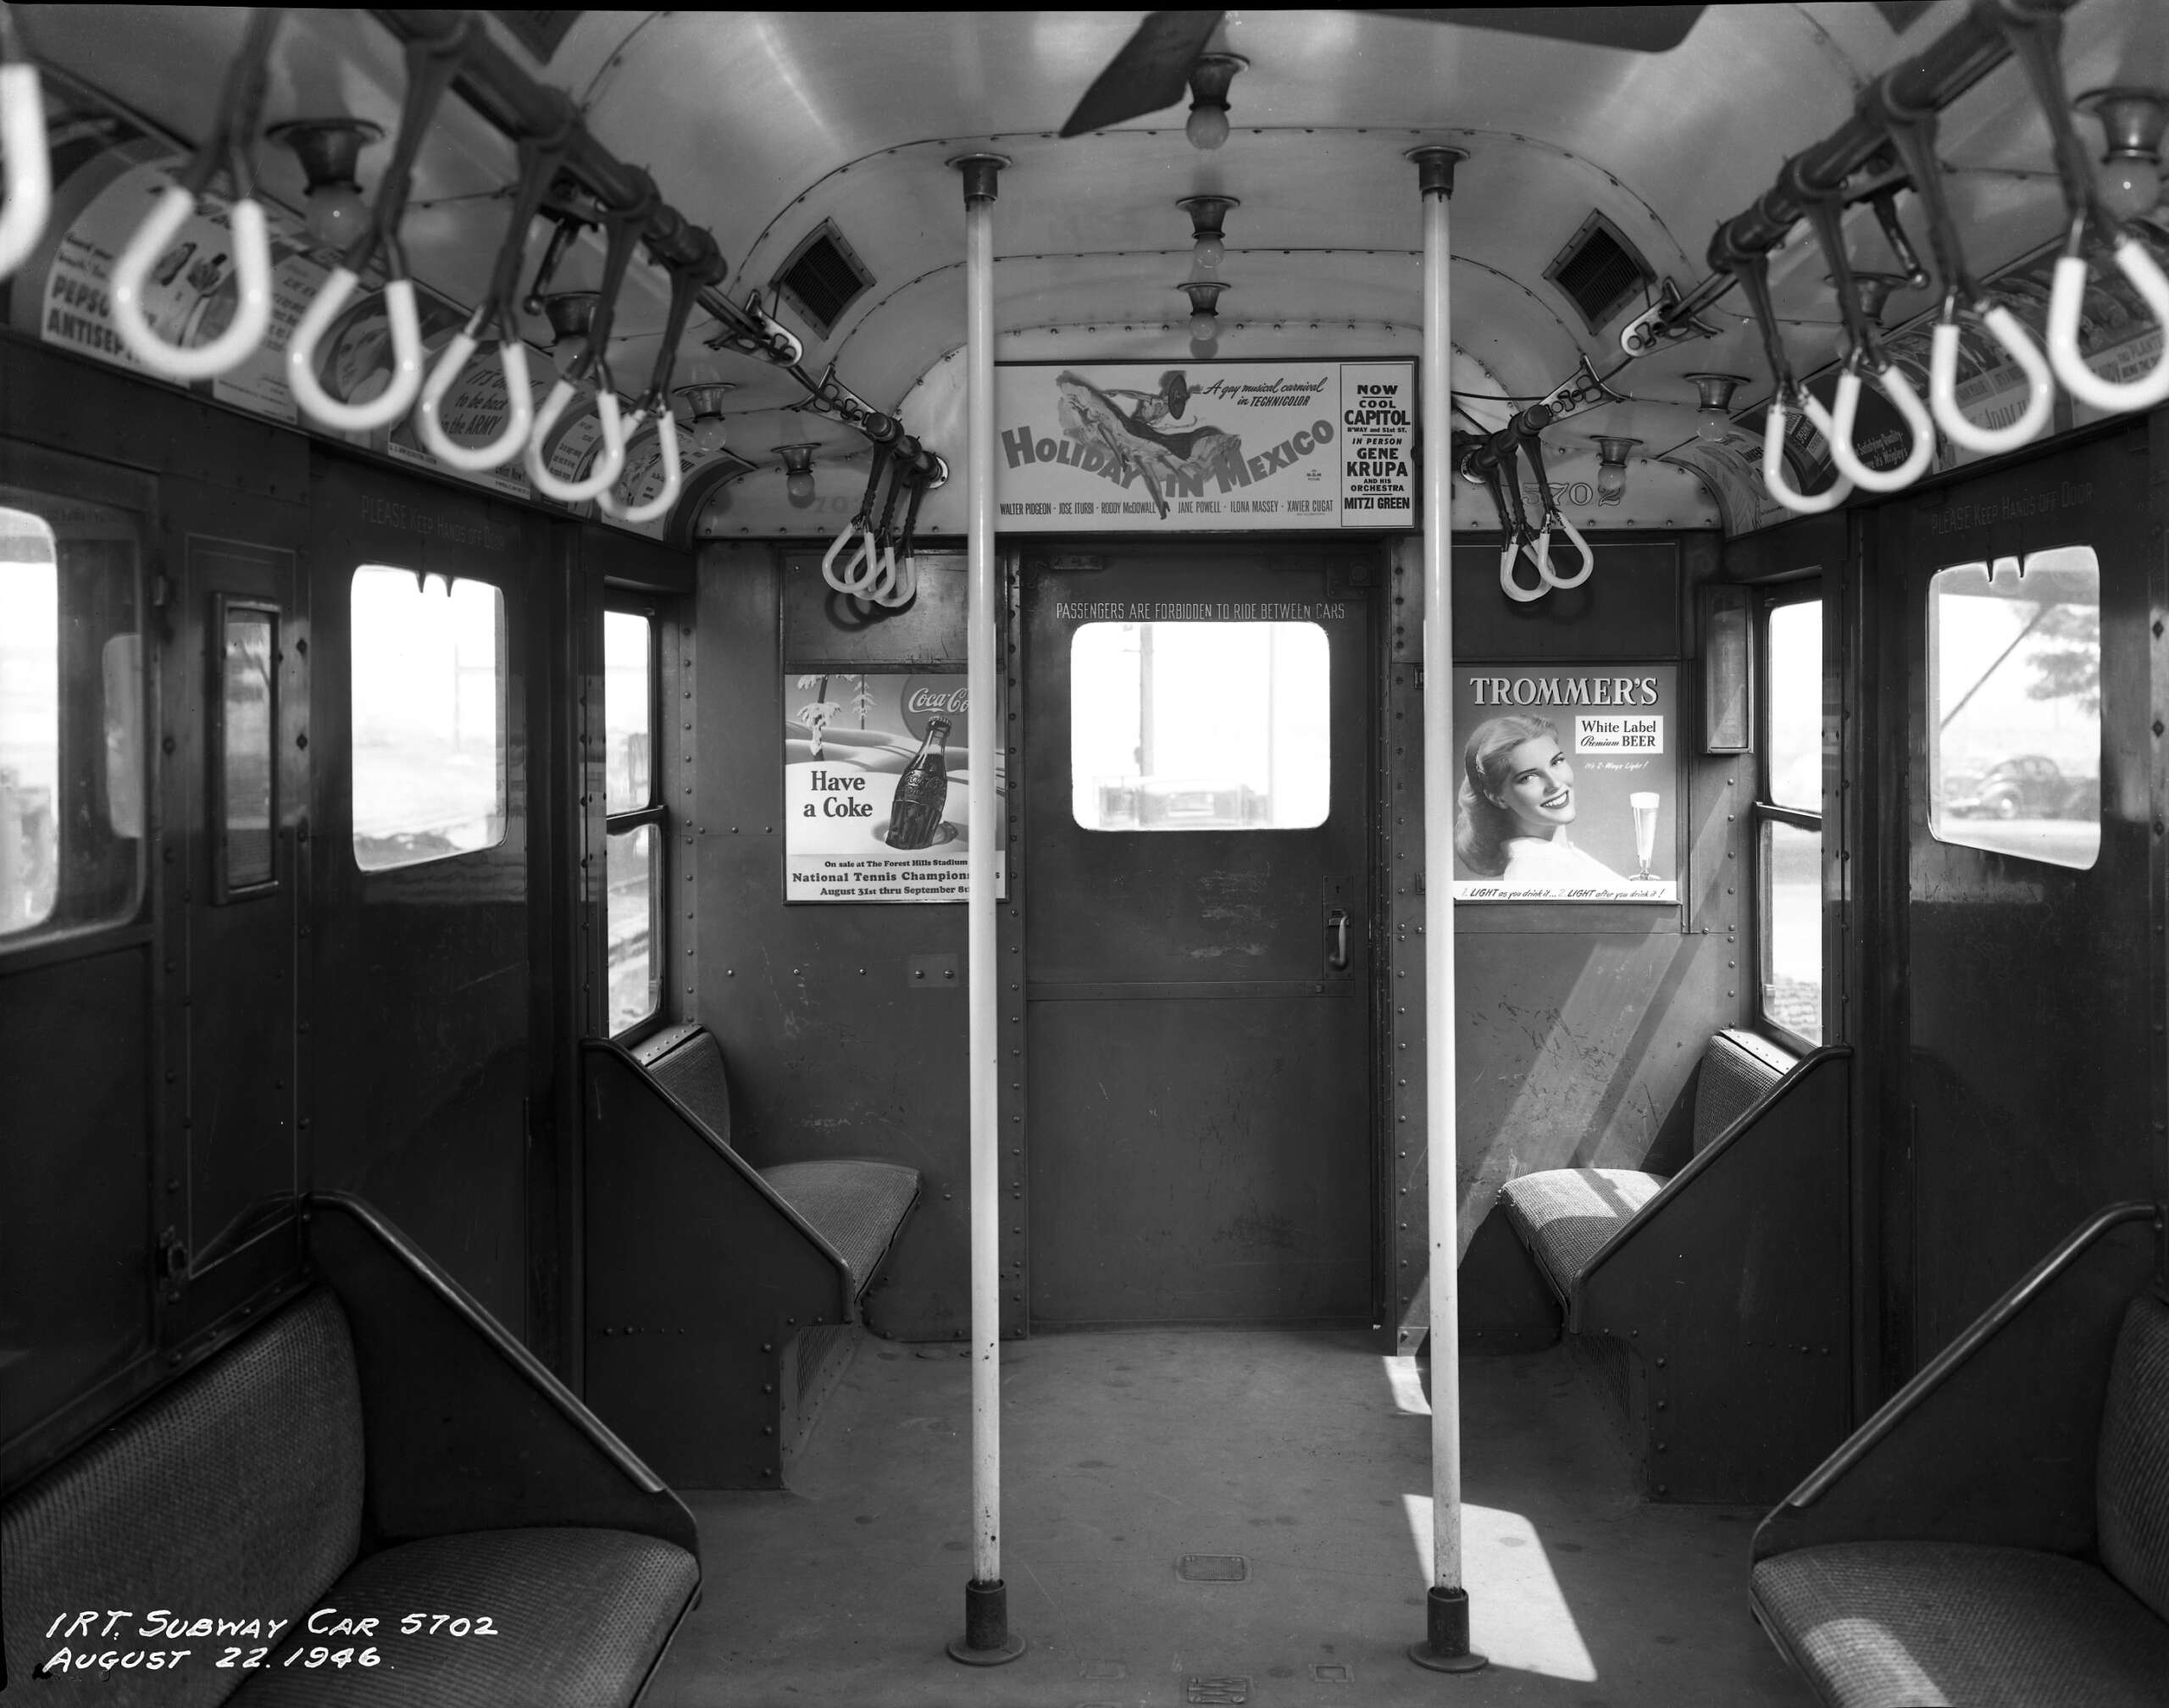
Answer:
692;544;984;1339
1390;531;1753;1347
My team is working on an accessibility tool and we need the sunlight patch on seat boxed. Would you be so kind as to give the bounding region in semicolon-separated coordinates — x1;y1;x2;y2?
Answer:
1402;1494;1598;1682
1382;1355;1429;1414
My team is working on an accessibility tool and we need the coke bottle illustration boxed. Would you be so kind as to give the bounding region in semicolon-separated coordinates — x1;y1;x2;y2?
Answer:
885;717;951;849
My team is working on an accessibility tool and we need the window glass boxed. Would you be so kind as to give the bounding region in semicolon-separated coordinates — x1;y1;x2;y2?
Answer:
1;493;142;944
219;606;276;891
1767;600;1822;811
1761;820;1822;1045
1071;621;1329;830
351;567;506;871
1928;547;2100;870
1;517;58;933
603;611;652;813
606;822;657;1034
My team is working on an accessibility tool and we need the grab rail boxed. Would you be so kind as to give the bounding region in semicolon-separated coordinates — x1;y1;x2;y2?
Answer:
1784;1198;2163;1508
0;16;51;280
108;9;280;380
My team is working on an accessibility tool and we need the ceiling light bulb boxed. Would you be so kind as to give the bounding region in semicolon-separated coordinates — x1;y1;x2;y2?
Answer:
1596;463;1628;503
1685;374;1748;444
1190;311;1218;341
2100;155;2164;221
785;470;816;507
1192;233;1224;270
1186;102;1229;152
303;181;369;251
690;415;730;456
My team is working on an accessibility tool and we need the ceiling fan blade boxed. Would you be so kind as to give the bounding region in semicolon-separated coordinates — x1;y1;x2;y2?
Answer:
1059;10;1226;138
1366;7;1706;53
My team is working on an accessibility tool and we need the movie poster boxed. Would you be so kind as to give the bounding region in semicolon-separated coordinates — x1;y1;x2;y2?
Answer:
784;670;1006;901
993;360;1413;530
1450;665;1678;903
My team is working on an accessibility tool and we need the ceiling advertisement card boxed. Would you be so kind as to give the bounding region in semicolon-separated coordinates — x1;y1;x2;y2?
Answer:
994;361;1413;531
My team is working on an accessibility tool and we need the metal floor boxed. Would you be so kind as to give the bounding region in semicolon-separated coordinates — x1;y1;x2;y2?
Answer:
650;1329;1817;1708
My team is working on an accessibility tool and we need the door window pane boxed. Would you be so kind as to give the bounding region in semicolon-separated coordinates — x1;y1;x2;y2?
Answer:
218;604;277;892
351;567;506;870
604;611;652;813
1761;819;1822;1045
1928;547;2100;870
607;822;657;1034
1767;600;1822;811
1;493;143;944
1072;621;1329;830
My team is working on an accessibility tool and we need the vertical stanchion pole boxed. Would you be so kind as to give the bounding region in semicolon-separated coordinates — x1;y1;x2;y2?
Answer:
1406;144;1485;1678
946;150;1024;1668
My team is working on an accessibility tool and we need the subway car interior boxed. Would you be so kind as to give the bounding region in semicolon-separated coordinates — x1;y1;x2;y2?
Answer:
5;4;2169;1705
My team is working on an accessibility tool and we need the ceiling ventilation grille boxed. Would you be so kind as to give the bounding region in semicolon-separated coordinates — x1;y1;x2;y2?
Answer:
772;221;875;340
1544;212;1656;336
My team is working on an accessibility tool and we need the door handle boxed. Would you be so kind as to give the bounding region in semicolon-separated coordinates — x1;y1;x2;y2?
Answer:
1326;907;1351;972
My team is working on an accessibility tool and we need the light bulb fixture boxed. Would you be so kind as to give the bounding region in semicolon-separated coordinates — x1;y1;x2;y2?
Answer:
1185;53;1246;152
1685;372;1749;442
267;118;383;252
1591;435;1641;505
774;442;819;507
2076;86;2167;222
1845;270;1909;330
674;382;738;457
540;291;601;354
1178;280;1229;342
1179;194;1238;273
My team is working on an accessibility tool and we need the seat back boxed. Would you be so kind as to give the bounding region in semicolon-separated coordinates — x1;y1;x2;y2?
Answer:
1;1289;364;1706
1691;1028;1796;1155
2096;1289;2169;1624
640;1023;734;1147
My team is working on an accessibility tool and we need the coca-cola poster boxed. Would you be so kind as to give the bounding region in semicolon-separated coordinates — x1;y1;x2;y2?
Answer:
1450;665;1678;903
783;670;1007;902
994;360;1413;531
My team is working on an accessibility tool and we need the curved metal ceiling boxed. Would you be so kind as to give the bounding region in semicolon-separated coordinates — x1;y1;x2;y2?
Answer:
14;3;2165;491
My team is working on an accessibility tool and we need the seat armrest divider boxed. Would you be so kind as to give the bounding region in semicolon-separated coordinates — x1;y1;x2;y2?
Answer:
306;1191;700;1556
1753;1198;2163;1566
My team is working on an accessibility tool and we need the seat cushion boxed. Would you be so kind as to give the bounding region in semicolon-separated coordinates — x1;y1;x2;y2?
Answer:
1498;1167;1665;1295
1692;1028;1796;1153
231;1528;698;1707
2098;1290;2169;1623
760;1160;920;1296
1751;1540;2169;1708
641;1026;734;1146
2;1289;363;1708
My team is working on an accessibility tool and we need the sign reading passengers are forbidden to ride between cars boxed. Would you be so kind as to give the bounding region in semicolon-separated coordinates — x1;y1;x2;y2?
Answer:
994;361;1414;530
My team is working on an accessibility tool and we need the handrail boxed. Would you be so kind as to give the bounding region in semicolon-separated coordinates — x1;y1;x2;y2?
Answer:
107;9;280;381
306;1188;676;1498
0;20;52;280
1575;1041;1836;1298
1783;1197;2164;1508
369;8;944;475
583;1040;860;1306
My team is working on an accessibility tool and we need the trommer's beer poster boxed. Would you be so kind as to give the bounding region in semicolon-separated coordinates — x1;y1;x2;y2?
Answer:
784;671;1005;902
1451;666;1678;903
995;361;1413;530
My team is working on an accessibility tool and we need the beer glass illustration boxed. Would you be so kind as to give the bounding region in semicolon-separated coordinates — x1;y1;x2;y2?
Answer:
1629;790;1660;879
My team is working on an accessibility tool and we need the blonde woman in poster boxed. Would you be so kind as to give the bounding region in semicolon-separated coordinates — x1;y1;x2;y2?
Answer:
1453;713;1625;889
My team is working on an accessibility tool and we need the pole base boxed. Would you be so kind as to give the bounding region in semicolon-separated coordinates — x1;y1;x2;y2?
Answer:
1407;1584;1488;1673
946;1578;1026;1666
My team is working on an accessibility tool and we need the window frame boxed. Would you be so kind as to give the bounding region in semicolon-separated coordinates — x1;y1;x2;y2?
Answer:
602;602;665;1042
0;453;152;959
347;564;510;873
1753;580;1824;1053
